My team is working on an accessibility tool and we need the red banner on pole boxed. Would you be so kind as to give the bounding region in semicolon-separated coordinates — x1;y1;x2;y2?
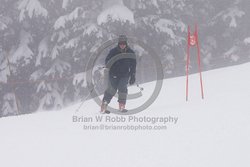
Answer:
186;24;204;101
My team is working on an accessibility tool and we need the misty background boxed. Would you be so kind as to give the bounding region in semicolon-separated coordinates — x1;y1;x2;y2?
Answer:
0;0;250;117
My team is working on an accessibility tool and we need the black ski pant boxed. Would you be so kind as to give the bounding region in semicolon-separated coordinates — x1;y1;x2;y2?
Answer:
102;75;129;104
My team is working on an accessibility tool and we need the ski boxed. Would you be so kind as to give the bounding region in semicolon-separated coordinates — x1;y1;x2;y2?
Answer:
120;109;128;113
105;110;111;114
100;110;110;114
100;109;128;114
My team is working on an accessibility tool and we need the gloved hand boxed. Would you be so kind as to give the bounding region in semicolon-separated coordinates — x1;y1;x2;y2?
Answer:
129;74;136;85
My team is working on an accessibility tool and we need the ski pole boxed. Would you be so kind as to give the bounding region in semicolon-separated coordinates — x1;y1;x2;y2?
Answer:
75;68;105;112
75;86;96;112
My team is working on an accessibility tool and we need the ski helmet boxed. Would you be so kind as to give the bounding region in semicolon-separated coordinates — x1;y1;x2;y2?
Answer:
118;35;128;45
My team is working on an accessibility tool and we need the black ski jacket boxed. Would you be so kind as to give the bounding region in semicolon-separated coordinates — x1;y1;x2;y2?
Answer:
105;46;136;78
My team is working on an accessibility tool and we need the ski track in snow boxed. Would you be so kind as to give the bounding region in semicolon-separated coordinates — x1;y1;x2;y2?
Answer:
0;63;250;167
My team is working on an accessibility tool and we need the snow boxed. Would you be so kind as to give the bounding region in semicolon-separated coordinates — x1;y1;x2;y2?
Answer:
2;93;17;116
62;0;72;9
0;21;7;30
0;63;250;167
64;37;80;49
155;19;176;38
54;7;82;30
38;89;63;111
244;37;250;44
51;45;60;60
36;37;48;66
133;44;148;57
0;55;9;83
151;0;159;8
44;59;71;78
222;7;245;28
224;46;239;62
11;30;33;65
18;0;48;21
83;23;99;36
30;69;45;81
97;4;135;25
73;72;87;88
211;6;245;28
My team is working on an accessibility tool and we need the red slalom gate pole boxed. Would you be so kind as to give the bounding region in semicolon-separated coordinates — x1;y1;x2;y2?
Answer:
186;24;205;101
186;26;191;101
195;25;204;99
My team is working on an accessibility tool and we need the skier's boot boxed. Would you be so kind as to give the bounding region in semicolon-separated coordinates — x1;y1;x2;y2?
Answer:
119;103;127;112
100;101;108;114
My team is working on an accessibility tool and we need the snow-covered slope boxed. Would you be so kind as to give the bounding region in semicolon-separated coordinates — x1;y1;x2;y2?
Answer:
0;63;250;167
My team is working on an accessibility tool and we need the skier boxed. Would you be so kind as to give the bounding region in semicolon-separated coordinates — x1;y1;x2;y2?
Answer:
101;35;136;113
